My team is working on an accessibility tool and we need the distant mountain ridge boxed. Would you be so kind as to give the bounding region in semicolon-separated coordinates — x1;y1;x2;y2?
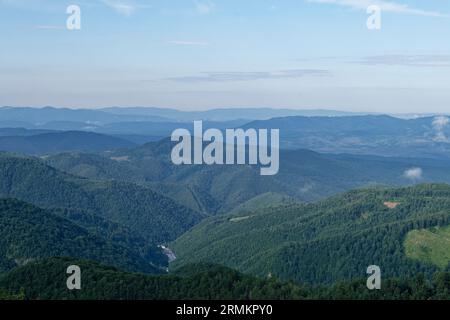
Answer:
2;108;450;159
244;115;450;158
0;106;171;124
100;107;371;121
2;106;446;123
0;131;135;155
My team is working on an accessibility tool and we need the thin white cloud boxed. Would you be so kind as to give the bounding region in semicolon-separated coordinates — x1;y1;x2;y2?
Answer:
101;0;136;16
34;25;65;30
166;69;331;82
167;40;209;46
307;0;449;18
404;167;423;181
355;55;450;67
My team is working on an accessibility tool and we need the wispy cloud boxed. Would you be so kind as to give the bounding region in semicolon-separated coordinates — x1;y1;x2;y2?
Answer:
307;0;450;18
0;0;69;12
101;0;136;16
34;25;65;30
433;116;450;142
166;69;331;82
355;55;450;67
404;167;423;181
195;1;216;15
167;40;209;46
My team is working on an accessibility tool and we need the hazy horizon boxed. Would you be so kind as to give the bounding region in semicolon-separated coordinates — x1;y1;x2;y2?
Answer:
1;105;448;118
1;0;450;113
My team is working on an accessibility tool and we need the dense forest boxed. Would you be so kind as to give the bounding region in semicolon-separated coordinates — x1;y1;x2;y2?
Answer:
1;258;450;300
44;140;450;214
0;153;204;245
0;198;163;274
172;184;450;284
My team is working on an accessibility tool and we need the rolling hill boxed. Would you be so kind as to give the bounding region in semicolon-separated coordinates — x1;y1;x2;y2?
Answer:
0;198;162;274
171;184;450;285
45;139;450;214
0;153;204;245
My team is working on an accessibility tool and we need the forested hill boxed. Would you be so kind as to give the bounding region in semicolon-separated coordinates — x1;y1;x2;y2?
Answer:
0;153;204;245
1;257;450;300
172;184;450;285
46;140;450;215
0;199;162;274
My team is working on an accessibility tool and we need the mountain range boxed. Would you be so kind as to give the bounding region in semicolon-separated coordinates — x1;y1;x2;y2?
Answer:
2;108;450;159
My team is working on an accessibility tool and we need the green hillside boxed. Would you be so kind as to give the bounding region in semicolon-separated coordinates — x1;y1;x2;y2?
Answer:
229;192;300;215
45;152;220;213
0;153;204;245
171;184;450;284
49;206;167;267
45;140;450;215
0;199;162;274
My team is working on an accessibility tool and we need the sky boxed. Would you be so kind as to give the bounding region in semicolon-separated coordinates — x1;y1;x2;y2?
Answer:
0;0;450;113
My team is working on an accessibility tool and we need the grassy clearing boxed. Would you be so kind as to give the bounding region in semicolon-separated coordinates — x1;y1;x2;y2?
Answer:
404;225;450;269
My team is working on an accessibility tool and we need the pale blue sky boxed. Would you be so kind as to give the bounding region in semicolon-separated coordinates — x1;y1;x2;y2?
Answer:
1;0;450;112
